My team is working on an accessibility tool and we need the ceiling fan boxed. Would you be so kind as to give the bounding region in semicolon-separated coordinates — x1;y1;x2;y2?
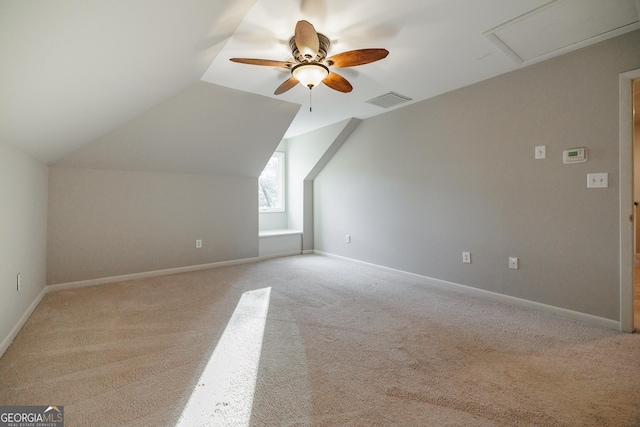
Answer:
230;20;389;95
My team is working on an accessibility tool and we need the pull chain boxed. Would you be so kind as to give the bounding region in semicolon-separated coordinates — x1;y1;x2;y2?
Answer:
309;87;312;112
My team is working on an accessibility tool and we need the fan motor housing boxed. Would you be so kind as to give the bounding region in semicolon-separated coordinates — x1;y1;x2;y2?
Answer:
289;33;330;62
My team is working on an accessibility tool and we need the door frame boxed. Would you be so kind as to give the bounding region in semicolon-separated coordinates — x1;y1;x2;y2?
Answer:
619;68;640;332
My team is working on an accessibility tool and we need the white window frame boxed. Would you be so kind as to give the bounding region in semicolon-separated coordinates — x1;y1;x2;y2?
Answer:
258;151;285;213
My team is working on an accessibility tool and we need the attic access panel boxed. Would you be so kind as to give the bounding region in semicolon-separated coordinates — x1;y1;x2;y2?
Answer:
484;0;640;65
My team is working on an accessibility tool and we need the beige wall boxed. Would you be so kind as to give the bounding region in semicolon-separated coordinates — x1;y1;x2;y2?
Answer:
286;119;361;251
47;168;258;285
0;143;48;349
314;30;640;321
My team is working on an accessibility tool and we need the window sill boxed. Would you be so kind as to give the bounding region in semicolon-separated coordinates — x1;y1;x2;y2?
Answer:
259;229;302;237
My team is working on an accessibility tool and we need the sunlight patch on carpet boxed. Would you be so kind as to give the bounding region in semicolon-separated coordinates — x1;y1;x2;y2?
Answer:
176;287;271;427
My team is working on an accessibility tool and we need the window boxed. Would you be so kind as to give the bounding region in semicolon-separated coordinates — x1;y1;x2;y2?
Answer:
258;152;285;212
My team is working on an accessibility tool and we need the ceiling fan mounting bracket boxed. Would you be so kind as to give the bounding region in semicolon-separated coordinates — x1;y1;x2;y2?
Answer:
289;33;330;62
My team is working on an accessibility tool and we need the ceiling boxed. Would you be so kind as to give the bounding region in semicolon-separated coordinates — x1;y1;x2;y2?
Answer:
202;0;640;138
2;0;639;167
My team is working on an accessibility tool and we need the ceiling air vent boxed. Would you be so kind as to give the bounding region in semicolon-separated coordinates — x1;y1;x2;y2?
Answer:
366;92;412;109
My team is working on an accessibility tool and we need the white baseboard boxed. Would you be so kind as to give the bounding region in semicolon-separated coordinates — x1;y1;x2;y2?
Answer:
259;251;302;261
0;287;46;358
47;257;261;292
314;250;621;331
302;250;314;255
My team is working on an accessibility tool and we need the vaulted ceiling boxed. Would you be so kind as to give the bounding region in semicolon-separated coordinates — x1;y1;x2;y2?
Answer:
2;0;638;176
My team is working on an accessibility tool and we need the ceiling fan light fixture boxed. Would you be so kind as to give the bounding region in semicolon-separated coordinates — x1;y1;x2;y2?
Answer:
292;63;329;89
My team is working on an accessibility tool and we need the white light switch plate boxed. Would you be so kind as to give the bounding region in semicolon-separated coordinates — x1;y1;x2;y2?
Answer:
587;173;608;188
535;145;546;159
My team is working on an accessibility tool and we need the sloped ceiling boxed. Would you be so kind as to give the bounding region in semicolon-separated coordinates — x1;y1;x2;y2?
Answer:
54;82;299;177
0;0;259;165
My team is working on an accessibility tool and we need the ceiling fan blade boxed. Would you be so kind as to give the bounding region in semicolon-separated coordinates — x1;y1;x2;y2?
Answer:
322;72;352;93
230;58;294;68
295;20;320;59
326;48;389;68
274;76;300;95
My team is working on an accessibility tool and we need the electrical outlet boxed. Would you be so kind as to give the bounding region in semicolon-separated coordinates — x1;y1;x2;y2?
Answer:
17;273;22;291
195;239;202;248
462;252;471;264
346;235;351;244
509;257;519;270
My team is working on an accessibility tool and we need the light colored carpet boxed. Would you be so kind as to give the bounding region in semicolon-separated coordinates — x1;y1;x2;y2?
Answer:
1;254;639;426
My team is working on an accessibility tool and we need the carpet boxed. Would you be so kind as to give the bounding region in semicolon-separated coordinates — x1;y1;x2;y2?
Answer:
1;255;639;426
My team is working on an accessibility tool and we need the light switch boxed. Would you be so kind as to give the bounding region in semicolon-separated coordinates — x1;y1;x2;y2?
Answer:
587;173;608;188
535;145;546;159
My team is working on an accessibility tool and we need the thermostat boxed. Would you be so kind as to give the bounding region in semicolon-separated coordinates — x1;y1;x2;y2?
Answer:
563;147;588;164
